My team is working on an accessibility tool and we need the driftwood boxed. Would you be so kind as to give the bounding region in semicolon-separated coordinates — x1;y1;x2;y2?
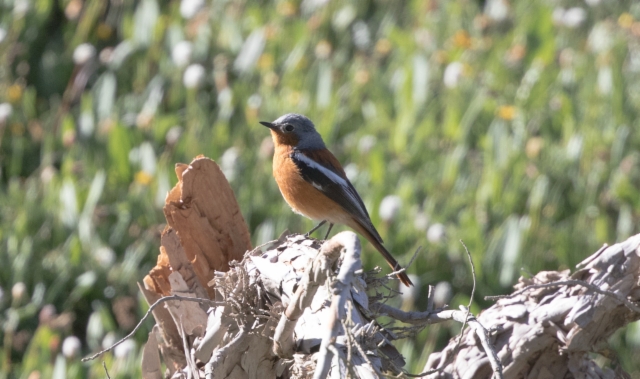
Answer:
81;157;640;379
424;235;640;378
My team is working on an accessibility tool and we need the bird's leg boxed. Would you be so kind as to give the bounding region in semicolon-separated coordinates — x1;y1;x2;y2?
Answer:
323;223;334;240
305;220;326;237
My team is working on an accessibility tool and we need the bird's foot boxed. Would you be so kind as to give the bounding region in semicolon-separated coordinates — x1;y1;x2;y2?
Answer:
305;220;326;237
323;223;334;240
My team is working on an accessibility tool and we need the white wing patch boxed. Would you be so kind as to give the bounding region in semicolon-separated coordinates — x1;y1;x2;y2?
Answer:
294;153;368;218
295;153;348;187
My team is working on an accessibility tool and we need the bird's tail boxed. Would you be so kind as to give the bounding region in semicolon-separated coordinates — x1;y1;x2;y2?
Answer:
350;221;413;287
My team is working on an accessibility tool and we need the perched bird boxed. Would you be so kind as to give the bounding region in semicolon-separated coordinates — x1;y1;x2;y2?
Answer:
260;114;413;287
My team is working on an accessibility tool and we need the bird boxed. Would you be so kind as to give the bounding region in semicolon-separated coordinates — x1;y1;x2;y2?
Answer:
260;113;413;287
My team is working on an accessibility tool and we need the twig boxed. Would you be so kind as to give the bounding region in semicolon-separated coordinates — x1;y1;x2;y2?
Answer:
484;280;640;313
103;361;111;379
347;318;379;377
341;306;365;379
426;285;435;312
248;238;280;256
454;240;476;353
395;308;503;379
387;246;422;279
451;307;503;379
385;241;503;379
82;295;224;362
454;240;502;379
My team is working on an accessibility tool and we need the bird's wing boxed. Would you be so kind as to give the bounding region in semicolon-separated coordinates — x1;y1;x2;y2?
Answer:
290;149;383;243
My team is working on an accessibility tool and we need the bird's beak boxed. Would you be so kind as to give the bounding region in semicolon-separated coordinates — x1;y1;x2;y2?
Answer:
260;121;276;130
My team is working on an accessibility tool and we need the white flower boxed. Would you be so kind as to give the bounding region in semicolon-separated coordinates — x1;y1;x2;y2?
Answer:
358;135;376;154
13;0;29;17
352;21;371;50
413;212;429;231
102;332;117;350
433;281;452;307
11;282;26;301
554;7;587;28
563;7;587;28
94;246;115;268
427;223;446;243
172;41;192;67
114;338;136;358
247;94;262;109
233;29;266;73
166;126;182;145
343;163;359;181
62;336;82;358
0;103;13;123
379;195;402;223
484;0;509;22
400;274;420;303
220;147;240;181
73;43;96;65
588;23;612;53
183;64;205;88
597;66;612;95
443;62;463;89
180;0;204;19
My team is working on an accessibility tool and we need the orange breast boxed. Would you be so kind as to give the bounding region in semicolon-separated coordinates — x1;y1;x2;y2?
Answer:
272;145;347;223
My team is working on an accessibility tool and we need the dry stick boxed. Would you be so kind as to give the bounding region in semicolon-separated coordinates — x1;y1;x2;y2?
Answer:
451;308;502;379
82;295;224;362
103;361;111;379
342;319;354;373
387;246;422;280
426;285;435;312
248;238;281;256
454;240;476;353
392;240;503;379
347;320;379;377
341;306;368;379
314;232;362;379
393;307;503;379
484;280;640;313
457;240;503;379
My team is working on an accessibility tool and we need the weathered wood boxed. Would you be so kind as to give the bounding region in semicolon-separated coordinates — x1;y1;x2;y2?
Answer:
423;235;640;378
132;156;640;379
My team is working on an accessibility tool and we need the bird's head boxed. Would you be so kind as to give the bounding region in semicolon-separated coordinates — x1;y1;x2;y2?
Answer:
260;113;326;150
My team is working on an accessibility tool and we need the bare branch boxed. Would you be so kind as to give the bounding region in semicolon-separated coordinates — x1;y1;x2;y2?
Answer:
387;246;422;280
82;295;223;362
314;232;363;379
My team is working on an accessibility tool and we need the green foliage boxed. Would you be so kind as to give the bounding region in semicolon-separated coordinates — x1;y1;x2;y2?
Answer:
0;0;639;376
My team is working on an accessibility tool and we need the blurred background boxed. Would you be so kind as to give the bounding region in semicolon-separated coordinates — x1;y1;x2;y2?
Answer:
1;0;640;377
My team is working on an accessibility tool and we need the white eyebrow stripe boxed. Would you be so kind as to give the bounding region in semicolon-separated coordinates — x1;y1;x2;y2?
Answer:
294;153;368;218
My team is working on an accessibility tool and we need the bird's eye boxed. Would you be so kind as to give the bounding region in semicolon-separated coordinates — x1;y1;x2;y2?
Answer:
283;124;294;132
